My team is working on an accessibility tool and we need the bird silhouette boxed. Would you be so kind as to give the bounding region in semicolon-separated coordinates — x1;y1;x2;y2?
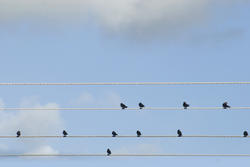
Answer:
223;102;230;109
244;131;248;137
139;103;145;109
107;149;112;156
112;131;118;137
63;130;68;137
177;129;182;137
16;131;21;138
137;130;142;137
120;103;128;109
183;102;190;109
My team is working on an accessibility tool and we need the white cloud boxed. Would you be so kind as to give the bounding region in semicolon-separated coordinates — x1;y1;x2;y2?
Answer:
72;91;121;107
0;97;63;154
0;98;5;107
86;0;211;32
73;92;95;106
0;144;8;152
26;145;59;154
115;143;163;154
0;0;247;35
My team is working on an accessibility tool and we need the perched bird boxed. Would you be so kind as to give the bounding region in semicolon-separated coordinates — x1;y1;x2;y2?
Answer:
139;103;145;109
244;131;248;137
112;131;118;137
120;103;128;109
183;102;190;109
107;149;112;156
63;130;68;137
136;130;142;137
223;102;230;109
16;131;21;138
177;129;182;137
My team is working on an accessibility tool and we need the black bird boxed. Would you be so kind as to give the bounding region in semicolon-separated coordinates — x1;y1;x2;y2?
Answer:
120;103;128;109
63;130;68;137
107;149;112;156
244;131;248;137
139;103;145;109
177;129;182;137
223;102;230;109
183;102;190;109
112;131;118;137
16;131;21;138
137;130;142;137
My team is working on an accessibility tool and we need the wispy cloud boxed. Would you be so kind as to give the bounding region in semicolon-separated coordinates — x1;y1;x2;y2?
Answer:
114;143;163;154
71;91;121;107
25;145;59;154
0;0;247;35
0;97;63;154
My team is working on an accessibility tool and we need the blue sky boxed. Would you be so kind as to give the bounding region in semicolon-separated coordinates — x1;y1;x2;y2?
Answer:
0;0;250;166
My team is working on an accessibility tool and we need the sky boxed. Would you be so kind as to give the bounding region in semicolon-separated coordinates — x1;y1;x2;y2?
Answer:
0;0;250;166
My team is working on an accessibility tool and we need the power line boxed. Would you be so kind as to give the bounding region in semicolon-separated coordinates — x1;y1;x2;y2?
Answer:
0;82;250;86
0;135;249;138
0;154;250;157
0;107;250;111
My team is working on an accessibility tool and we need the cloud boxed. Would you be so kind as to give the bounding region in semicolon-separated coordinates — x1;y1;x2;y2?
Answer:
0;99;5;107
86;0;211;33
73;92;95;106
0;0;246;35
115;143;163;154
26;145;59;154
0;97;63;154
71;91;121;107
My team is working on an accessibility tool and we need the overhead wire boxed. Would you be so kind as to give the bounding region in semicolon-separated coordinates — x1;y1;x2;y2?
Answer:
0;107;250;111
0;82;250;86
0;154;250;157
0;135;249;138
1;107;250;111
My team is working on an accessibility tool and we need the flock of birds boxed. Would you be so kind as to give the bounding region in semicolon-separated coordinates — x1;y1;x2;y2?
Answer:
13;102;234;156
120;102;231;109
15;129;249;156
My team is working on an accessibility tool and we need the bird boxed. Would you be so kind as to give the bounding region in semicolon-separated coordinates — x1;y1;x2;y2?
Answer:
137;130;142;137
183;102;190;109
223;102;230;109
107;149;112;156
16;131;21;138
63;130;68;137
139;103;145;109
243;131;248;137
177;129;182;137
120;103;128;109
112;131;118;137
